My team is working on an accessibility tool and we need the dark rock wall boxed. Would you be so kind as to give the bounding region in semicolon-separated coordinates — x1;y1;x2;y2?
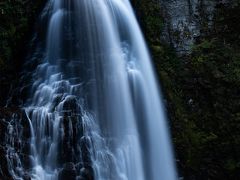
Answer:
159;0;216;54
132;0;240;179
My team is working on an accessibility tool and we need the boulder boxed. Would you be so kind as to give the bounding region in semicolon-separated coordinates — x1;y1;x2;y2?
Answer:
58;162;77;180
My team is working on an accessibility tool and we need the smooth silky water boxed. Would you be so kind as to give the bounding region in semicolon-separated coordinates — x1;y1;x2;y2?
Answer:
14;0;178;179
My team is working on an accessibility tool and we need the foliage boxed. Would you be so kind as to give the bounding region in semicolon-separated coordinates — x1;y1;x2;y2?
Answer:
0;0;45;72
131;0;164;44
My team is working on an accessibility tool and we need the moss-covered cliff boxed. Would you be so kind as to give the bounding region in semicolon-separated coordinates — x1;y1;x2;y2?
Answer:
132;0;240;179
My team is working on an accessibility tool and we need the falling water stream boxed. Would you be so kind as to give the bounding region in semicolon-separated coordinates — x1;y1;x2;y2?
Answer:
7;0;177;179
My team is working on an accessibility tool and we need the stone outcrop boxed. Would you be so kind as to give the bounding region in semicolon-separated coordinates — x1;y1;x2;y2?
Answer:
160;0;216;54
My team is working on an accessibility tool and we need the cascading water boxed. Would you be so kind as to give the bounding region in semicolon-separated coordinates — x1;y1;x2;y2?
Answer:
4;0;178;179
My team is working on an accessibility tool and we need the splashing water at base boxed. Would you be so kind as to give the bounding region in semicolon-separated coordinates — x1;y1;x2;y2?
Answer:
11;0;178;179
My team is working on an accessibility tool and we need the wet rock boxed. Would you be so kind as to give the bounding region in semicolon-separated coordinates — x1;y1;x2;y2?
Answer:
79;167;94;180
21;111;32;139
61;95;80;115
49;94;63;112
76;176;84;180
19;154;33;169
23;173;31;180
0;119;8;144
58;162;77;180
59;114;84;163
80;136;92;164
58;95;84;164
0;146;13;179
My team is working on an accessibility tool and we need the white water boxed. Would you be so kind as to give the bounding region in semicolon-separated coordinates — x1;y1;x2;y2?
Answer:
20;0;177;179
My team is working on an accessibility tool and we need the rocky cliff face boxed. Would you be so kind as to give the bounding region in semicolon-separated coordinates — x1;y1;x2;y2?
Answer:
159;0;216;54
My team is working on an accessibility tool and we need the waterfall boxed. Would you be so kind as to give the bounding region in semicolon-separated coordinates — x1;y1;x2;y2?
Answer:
5;0;177;179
